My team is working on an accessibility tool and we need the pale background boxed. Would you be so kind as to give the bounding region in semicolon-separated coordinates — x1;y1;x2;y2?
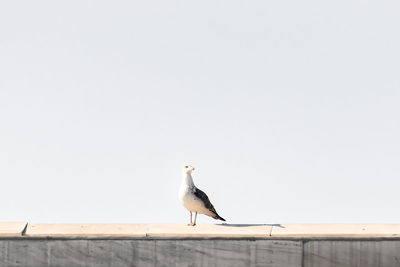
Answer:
1;0;399;224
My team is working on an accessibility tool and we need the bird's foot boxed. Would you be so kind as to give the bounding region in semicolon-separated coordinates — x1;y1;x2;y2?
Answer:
187;223;196;226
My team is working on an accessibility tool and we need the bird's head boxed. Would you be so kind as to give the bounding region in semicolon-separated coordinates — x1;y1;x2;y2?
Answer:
183;165;195;175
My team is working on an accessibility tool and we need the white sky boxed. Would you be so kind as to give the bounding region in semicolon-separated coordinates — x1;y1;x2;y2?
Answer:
0;0;399;224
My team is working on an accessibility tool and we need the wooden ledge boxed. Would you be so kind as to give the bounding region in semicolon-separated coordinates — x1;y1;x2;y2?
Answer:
271;224;400;238
25;224;148;237
24;224;271;238
146;224;270;238
0;222;27;237
5;223;400;239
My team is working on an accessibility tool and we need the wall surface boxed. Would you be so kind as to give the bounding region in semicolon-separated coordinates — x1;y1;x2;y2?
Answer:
1;223;400;267
0;239;302;267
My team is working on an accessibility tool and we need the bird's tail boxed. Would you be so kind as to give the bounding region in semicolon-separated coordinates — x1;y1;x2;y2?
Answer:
214;214;226;222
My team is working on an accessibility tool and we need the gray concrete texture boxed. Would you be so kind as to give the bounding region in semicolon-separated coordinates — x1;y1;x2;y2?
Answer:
1;239;400;267
0;239;301;267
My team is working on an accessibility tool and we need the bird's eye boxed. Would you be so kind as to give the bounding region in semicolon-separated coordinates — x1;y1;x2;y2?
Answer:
184;165;188;168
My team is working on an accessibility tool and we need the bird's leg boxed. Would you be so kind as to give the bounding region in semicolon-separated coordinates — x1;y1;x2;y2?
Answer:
193;212;198;226
188;211;193;226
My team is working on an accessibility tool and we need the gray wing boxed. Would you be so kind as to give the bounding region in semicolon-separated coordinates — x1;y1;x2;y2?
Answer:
193;187;218;214
193;187;226;221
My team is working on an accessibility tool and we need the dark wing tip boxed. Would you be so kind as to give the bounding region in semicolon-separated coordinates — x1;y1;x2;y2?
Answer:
212;213;226;221
194;188;225;221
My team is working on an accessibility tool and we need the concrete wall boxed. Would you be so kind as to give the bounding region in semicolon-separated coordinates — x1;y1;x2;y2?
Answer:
0;239;302;267
1;223;400;267
2;239;400;267
304;240;400;267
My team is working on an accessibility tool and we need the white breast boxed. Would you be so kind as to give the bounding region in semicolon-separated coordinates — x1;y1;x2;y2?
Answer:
179;184;211;215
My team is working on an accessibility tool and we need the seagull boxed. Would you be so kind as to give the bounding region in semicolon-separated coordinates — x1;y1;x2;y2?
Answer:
179;165;226;226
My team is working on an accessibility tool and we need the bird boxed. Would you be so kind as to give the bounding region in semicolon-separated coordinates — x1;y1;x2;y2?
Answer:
179;165;226;226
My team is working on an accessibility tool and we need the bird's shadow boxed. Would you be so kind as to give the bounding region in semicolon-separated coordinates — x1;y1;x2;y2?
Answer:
215;223;285;228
